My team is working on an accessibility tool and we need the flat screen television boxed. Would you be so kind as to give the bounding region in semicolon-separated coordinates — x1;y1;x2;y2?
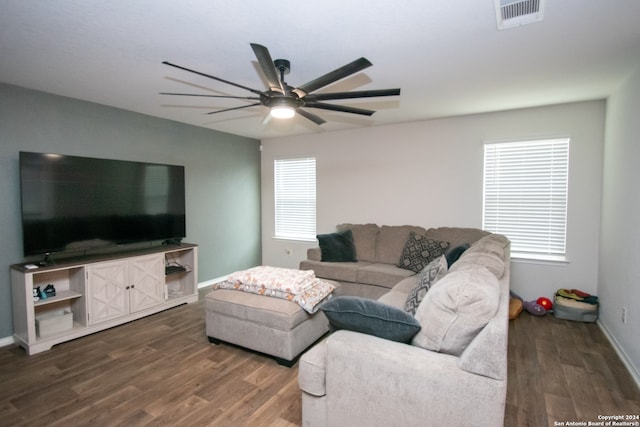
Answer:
19;151;186;258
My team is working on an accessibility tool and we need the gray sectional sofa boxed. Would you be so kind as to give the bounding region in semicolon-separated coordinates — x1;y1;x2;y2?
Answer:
300;223;490;299
297;224;510;427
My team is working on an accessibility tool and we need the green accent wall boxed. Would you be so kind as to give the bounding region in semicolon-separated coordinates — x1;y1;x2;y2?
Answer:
0;83;262;339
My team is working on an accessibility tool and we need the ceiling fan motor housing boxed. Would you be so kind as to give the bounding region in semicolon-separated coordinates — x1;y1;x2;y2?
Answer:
274;59;290;75
261;91;302;109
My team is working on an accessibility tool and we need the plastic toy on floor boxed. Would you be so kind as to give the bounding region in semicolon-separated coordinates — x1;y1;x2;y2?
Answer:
536;297;553;311
509;291;523;320
524;300;547;316
510;292;557;317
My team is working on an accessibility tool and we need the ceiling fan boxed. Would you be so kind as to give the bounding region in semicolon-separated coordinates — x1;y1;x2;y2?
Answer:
161;43;401;125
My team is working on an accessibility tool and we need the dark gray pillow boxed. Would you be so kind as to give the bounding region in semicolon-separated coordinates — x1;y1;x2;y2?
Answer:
445;243;470;267
320;296;421;343
397;232;449;272
317;229;357;262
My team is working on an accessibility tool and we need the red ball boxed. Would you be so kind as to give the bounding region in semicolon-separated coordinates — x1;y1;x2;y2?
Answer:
536;297;553;311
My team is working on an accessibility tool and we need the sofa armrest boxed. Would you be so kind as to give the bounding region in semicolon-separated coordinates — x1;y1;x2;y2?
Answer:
321;330;506;427
299;337;328;398
307;247;322;261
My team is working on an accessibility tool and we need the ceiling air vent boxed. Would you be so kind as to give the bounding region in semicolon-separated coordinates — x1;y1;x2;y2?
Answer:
495;0;545;30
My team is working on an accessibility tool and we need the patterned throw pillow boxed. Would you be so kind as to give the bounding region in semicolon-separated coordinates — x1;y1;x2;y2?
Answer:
397;232;449;272
404;255;448;315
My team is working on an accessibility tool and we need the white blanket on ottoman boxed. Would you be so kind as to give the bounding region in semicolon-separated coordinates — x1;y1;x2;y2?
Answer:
215;266;335;313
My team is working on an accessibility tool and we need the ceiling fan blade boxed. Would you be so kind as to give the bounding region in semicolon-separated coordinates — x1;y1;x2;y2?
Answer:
250;43;285;94
296;57;372;95
160;92;261;100
304;102;375;116
297;108;326;125
204;103;262;115
163;61;263;96
304;88;401;102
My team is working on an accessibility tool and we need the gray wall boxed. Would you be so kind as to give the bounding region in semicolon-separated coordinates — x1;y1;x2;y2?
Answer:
0;83;262;339
600;66;640;382
262;101;605;305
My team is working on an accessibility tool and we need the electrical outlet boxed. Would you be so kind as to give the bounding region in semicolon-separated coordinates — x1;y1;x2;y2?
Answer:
622;307;628;324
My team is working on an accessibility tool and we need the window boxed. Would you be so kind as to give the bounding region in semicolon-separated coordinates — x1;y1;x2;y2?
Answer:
274;157;316;240
483;138;570;261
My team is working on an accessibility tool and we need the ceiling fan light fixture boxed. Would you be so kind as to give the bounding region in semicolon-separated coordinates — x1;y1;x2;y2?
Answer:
270;105;296;119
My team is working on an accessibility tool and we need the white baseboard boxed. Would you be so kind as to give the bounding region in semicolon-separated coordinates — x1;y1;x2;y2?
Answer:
0;335;15;348
197;275;228;290
597;319;640;390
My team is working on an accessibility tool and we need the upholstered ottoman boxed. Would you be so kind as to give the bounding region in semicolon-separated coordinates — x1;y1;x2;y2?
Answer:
205;285;336;366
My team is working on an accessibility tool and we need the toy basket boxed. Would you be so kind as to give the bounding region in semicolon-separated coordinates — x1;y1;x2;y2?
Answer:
553;293;599;322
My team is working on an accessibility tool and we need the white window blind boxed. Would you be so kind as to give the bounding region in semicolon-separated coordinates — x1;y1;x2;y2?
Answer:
274;158;316;240
483;138;570;260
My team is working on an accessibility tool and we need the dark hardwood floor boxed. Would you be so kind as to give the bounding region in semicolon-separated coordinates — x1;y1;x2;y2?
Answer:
506;310;640;426
1;290;638;427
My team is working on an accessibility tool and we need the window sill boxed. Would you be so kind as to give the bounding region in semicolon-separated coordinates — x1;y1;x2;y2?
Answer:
272;236;316;243
511;253;569;265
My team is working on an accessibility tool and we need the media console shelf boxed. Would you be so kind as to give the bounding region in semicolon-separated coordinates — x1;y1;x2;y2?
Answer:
11;243;198;355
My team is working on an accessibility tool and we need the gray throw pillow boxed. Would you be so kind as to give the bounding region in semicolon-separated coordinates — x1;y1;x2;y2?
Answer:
320;296;421;343
397;232;449;272
404;255;448;315
411;267;500;356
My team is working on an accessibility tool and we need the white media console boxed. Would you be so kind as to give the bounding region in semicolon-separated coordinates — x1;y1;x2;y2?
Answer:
11;243;198;355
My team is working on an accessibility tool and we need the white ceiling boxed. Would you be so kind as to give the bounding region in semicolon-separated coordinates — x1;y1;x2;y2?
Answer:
2;1;640;140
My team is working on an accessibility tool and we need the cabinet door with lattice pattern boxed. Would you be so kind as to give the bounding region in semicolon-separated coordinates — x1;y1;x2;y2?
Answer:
87;261;128;325
129;254;165;313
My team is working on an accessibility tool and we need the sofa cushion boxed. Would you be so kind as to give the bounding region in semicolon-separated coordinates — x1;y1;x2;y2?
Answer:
378;288;411;310
317;229;357;262
424;227;490;248
397;232;449;272
465;234;509;258
299;259;368;283
337;223;380;262
481;233;510;248
378;275;418;309
450;252;505;279
412;267;500;356
375;225;427;264
320;296;421;343
404;255;448;315
306;247;322;261
389;275;420;296
356;263;416;289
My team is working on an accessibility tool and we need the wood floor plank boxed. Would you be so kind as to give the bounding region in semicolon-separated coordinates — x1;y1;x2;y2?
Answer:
244;375;302;427
1;290;638;427
210;365;294;427
44;384;144;427
563;363;602;420
537;336;571;397
544;392;577;423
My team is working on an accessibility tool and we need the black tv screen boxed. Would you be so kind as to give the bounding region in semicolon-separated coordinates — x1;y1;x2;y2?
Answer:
19;152;186;257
